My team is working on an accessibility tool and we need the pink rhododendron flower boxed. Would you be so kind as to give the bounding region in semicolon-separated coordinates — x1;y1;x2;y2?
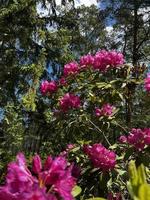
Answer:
32;154;42;174
95;104;115;117
80;54;94;68
67;144;75;150
144;74;150;92
118;135;127;144
40;81;57;95
127;128;150;150
6;153;36;193
40;80;50;95
93;50;124;71
95;108;101;117
44;156;53;170
18;188;52;200
40;156;76;200
60;144;76;157
83;143;116;171
107;192;122;200
48;81;58;92
60;150;68;157
54;170;75;200
59;77;67;86
63;62;79;77
107;51;124;66
0;153;76;200
60;93;81;112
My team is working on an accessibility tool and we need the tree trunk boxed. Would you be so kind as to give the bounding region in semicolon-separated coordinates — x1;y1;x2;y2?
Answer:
126;1;139;128
132;0;138;66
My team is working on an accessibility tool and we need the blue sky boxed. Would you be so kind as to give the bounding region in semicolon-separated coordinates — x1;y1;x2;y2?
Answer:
37;0;113;31
37;0;98;17
58;0;97;7
72;0;97;7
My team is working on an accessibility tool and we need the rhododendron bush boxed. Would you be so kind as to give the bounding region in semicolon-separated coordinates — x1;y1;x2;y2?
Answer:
1;50;150;199
39;50;148;149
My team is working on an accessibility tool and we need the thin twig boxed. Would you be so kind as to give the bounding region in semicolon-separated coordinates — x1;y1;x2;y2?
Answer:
114;121;128;133
88;119;111;146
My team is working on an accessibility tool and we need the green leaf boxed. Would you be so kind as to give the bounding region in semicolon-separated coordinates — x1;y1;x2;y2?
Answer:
96;82;107;88
127;181;135;199
104;84;112;89
137;164;147;185
124;148;133;160
71;185;82;197
109;143;117;150
118;93;124;101
71;146;80;152
128;160;138;186
138;184;150;200
116;168;126;176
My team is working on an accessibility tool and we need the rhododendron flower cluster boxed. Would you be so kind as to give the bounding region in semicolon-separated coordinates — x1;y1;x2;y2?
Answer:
40;80;57;95
118;135;127;144
0;153;76;200
144;74;150;92
107;192;122;200
80;54;94;67
63;62;79;77
60;93;81;112
60;144;76;157
59;77;67;86
83;143;116;171
95;104;115;117
127;128;150;150
40;50;124;97
119;128;150;150
93;50;124;71
66;144;76;150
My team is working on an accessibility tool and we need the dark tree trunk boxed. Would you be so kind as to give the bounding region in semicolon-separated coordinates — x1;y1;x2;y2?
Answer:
126;1;139;128
132;0;138;66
